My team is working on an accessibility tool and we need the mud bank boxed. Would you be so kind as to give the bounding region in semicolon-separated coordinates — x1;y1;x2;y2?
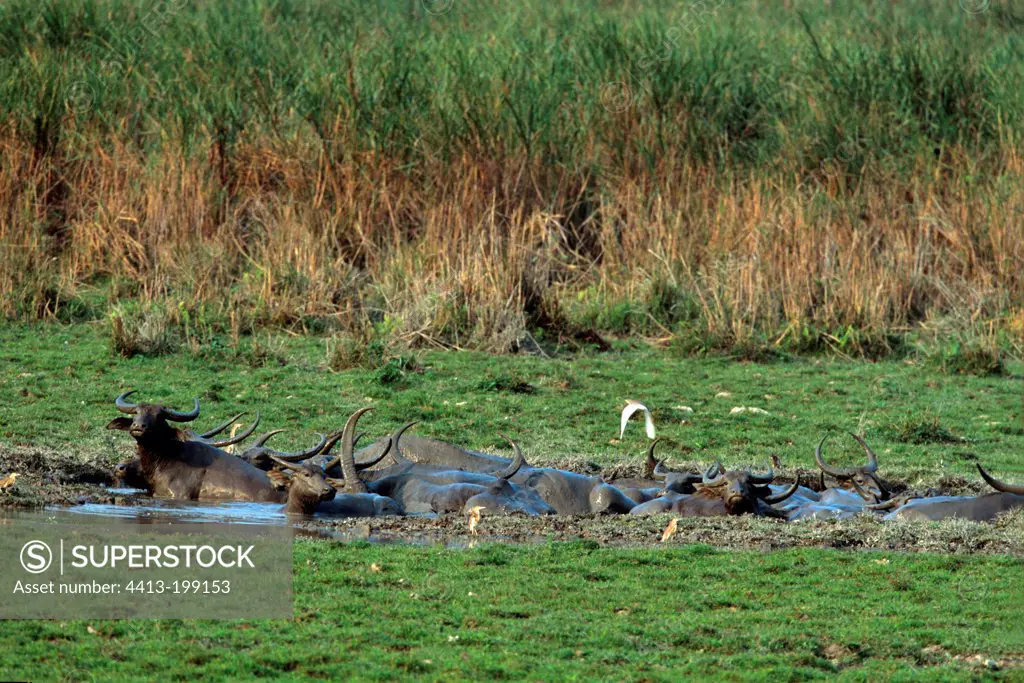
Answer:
3;443;1022;555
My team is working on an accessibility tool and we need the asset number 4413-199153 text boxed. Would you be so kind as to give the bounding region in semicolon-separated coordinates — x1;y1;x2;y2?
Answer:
124;580;231;594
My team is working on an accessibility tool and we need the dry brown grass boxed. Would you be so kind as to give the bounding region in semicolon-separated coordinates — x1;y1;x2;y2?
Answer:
2;133;1022;354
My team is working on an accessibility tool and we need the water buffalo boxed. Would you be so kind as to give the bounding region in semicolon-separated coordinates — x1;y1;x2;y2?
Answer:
354;433;512;475
375;431;642;515
787;504;866;522
270;456;400;517
512;465;637;515
353;427;639;517
631;463;800;517
112;410;263;487
882;464;1024;522
815;433;891;503
606;440;704;504
336;422;554;516
112;458;149;491
360;428;640;515
106;391;283;502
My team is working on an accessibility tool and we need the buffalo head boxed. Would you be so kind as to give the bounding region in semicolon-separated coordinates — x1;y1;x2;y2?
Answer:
105;390;201;444
271;456;337;512
697;463;799;514
815;433;889;503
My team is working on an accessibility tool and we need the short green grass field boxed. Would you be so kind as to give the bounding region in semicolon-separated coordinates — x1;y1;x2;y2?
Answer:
1;542;1022;680
1;324;1023;680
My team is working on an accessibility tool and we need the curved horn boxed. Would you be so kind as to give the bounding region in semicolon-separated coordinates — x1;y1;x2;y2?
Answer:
848;477;878;503
495;434;526;479
324;437;392;473
356;439;391;470
849;433;879;473
252;429;286;447
338;408;373;493
815;435;856;478
198;412;246;439
386;421;419;466
702;461;726;487
977;464;1024;495
321;430;368;454
748;463;774;485
652;459;669;480
210;412;261;447
643;438;662;479
268;455;307;473
162;397;201;422
866;496;905;511
261;433;330;463
762;475;801;504
115;390;139;414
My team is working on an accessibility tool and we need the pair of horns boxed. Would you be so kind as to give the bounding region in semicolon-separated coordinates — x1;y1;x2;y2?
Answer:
269;410;391;481
701;460;799;504
115;390;200;422
815;433;878;477
198;411;261;447
703;463;773;487
254;430;330;462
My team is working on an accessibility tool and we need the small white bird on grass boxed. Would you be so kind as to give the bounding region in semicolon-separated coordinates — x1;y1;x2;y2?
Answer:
620;400;656;440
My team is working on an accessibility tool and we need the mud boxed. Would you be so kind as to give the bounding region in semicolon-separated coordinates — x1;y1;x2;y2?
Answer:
295;506;1024;555
0;443;115;508
3;443;1021;555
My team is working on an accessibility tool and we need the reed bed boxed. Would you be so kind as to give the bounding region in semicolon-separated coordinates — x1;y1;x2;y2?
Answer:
1;0;1022;356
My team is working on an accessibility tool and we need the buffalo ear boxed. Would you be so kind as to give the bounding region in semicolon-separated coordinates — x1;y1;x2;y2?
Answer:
106;417;133;431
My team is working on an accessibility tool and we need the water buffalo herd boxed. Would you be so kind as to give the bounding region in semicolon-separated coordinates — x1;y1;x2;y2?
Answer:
106;391;1024;524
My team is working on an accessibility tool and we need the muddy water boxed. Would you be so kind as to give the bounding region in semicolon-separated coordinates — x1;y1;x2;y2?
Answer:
60;499;288;525
18;489;484;546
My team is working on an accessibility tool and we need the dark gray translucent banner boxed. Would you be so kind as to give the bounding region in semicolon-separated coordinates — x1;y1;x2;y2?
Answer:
0;511;293;619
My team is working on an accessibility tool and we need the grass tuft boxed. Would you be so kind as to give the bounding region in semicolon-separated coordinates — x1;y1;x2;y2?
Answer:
108;308;178;358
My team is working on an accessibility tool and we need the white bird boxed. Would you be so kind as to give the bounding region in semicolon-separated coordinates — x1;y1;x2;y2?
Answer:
466;506;485;535
620;400;656;440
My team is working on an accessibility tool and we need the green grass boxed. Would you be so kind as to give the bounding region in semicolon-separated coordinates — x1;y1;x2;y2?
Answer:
1;322;1023;679
0;541;1021;680
2;0;1020;169
1;324;1022;484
